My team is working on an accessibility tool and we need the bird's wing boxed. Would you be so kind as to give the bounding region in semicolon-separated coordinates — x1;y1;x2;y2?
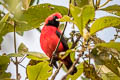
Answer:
56;30;69;51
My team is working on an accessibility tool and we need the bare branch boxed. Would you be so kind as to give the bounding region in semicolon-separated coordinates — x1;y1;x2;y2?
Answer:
71;35;81;49
19;54;27;63
99;0;111;8
61;53;82;80
51;63;63;80
49;0;71;67
14;21;19;80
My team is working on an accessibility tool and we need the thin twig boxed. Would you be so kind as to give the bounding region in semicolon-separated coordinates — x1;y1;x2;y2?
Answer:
51;63;63;80
49;0;71;67
19;55;27;63
71;35;81;49
19;64;26;69
49;22;68;66
99;0;111;8
88;48;91;65
10;58;15;64
14;21;19;80
88;48;91;79
96;0;101;9
61;53;82;80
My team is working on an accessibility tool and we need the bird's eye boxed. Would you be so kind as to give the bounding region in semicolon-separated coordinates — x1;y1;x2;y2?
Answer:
53;16;58;19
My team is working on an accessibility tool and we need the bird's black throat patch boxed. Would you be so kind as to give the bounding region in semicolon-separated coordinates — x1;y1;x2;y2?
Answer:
46;16;59;27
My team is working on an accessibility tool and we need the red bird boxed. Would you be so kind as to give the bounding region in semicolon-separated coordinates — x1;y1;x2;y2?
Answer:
40;13;77;75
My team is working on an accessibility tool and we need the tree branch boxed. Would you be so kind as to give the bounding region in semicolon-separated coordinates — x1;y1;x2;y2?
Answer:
14;21;19;80
49;0;71;67
71;35;81;49
51;63;63;80
99;0;111;8
61;53;82;80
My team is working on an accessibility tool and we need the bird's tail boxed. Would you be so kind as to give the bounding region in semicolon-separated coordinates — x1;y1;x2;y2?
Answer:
61;54;77;75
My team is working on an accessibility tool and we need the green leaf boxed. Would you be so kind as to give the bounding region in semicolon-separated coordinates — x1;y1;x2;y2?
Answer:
0;22;13;36
90;16;120;35
73;0;93;8
68;42;73;49
22;0;31;10
18;43;28;53
75;0;89;7
0;55;11;79
59;49;75;60
24;52;49;61
59;23;64;31
59;15;74;22
17;31;24;36
81;77;89;80
70;4;95;35
0;55;10;71
67;62;84;80
101;5;120;16
91;48;120;77
96;42;120;52
3;0;21;12
102;72;120;80
27;61;52;80
0;72;11;79
0;37;3;44
7;53;24;57
0;13;9;33
70;51;75;62
15;3;68;31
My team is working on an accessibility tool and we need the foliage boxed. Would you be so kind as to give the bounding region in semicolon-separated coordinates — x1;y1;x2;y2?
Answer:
0;0;120;80
27;61;52;80
0;55;11;79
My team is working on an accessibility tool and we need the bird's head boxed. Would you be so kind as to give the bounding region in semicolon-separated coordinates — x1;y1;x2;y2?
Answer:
45;12;62;28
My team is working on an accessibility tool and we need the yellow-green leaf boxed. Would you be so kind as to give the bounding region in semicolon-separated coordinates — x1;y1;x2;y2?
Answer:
101;5;120;16
96;42;120;52
0;13;9;33
75;0;89;8
90;16;120;35
18;43;28;53
7;53;24;57
15;3;68;31
22;0;31;10
25;52;49;61
0;55;11;79
91;48;120;77
59;49;75;60
59;15;74;23
70;4;95;35
0;55;10;71
27;61;52;80
102;72;120;80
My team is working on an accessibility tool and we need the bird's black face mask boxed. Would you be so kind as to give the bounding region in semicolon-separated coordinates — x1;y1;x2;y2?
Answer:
46;16;59;28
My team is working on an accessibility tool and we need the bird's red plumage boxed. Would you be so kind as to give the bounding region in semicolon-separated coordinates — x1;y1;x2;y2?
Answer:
40;13;77;75
40;26;64;58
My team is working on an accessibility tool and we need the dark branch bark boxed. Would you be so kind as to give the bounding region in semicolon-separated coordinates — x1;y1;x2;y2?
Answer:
49;0;71;67
51;63;63;80
14;21;19;80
